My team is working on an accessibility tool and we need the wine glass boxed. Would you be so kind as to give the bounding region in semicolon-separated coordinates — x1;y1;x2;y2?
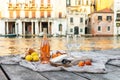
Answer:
66;43;73;57
74;43;81;52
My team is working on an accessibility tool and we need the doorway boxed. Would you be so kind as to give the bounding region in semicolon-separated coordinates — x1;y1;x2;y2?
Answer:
42;22;48;33
74;26;79;35
85;27;89;34
25;22;32;34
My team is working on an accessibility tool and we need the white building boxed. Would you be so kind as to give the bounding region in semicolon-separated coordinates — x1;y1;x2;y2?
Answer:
66;0;93;35
67;11;87;35
0;0;67;36
114;0;120;35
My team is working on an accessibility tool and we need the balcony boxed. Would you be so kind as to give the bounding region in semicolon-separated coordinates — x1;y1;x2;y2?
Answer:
14;7;21;11
14;3;21;10
8;3;14;10
30;3;36;10
46;7;52;11
40;7;52;11
24;4;29;10
24;6;30;10
40;7;45;11
30;7;36;11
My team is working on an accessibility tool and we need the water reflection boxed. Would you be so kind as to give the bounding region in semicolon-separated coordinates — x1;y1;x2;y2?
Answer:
0;36;120;56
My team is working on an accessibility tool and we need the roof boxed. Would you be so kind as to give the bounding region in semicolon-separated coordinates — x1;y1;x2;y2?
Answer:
88;8;114;16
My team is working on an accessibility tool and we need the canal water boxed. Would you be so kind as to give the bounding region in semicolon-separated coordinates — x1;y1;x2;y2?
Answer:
0;36;120;56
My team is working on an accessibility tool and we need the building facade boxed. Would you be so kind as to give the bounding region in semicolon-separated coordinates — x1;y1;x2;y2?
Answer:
0;0;67;36
66;0;93;35
0;0;116;36
114;0;120;35
89;8;114;36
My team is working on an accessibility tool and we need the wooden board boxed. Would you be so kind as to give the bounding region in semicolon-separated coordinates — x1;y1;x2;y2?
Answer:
1;64;48;80
0;67;8;80
40;71;88;80
0;64;120;80
1;64;88;80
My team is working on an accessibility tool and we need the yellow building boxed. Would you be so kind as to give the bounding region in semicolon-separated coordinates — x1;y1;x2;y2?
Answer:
0;0;67;36
96;0;114;11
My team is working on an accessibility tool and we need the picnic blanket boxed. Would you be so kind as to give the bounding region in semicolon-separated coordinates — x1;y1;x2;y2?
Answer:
0;51;120;73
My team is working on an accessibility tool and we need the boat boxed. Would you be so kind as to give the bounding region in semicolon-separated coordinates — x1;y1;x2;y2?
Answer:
5;34;17;37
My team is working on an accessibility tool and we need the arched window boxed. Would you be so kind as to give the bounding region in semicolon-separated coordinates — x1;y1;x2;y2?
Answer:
59;24;62;31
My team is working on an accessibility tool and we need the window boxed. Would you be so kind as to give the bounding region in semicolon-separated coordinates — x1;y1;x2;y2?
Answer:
78;0;81;5
86;0;89;5
48;0;50;3
70;17;73;23
25;11;29;18
9;11;13;18
40;11;44;18
59;24;62;31
47;11;51;17
117;13;120;18
89;18;91;22
9;0;11;2
98;16;102;21
70;28;73;32
32;11;35;18
66;0;71;6
80;18;83;23
98;26;101;31
80;28;83;32
116;23;120;27
85;20;87;25
16;11;20;18
107;26;110;31
59;12;62;18
107;16;112;21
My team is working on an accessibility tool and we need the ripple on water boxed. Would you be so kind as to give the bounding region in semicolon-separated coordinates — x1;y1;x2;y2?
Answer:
0;37;120;56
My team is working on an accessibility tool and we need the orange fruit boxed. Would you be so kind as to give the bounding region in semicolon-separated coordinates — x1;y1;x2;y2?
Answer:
28;48;35;54
52;54;58;58
57;53;62;56
85;60;92;65
78;61;85;67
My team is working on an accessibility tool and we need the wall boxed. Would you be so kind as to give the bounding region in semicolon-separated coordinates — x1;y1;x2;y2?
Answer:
91;13;114;36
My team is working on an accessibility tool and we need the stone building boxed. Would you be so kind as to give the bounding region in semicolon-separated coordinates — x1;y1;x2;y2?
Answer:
66;0;93;36
0;0;115;37
114;0;120;35
0;0;67;36
88;8;114;36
